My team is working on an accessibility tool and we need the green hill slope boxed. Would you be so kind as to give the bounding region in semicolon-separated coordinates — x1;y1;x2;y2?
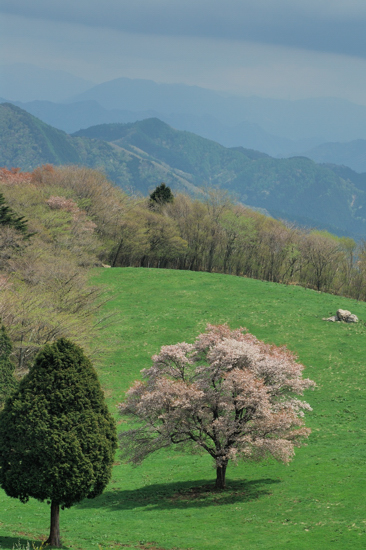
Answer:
1;268;366;550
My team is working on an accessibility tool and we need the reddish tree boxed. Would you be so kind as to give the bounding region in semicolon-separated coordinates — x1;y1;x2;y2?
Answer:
0;167;33;185
119;325;315;489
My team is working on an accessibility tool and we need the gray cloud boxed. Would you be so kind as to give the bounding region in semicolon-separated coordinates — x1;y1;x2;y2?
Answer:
2;0;366;58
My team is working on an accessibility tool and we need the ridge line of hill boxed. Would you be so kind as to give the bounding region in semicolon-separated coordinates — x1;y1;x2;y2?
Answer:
1;102;366;239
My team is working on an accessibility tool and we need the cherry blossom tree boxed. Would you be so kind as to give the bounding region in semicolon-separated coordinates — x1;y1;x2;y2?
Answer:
118;325;315;489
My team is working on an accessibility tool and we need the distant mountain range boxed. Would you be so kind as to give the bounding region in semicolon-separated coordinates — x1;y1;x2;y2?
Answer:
1;102;366;239
8;98;366;168
0;102;197;194
3;65;366;164
7;99;159;136
299;140;366;173
68;77;366;143
0;63;94;103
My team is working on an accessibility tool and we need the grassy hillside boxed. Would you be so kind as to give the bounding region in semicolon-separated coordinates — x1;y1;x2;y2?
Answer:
1;268;366;549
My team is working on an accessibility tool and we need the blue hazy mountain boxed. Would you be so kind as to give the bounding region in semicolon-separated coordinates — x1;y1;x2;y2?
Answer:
68;77;366;143
299;139;366;173
0;64;95;102
9;99;315;157
10;99;158;134
4;66;366;157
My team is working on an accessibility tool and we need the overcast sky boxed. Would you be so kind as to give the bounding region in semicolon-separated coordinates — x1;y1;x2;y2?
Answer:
2;0;366;104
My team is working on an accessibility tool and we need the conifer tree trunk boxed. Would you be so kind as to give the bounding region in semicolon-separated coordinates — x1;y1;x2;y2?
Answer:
46;501;61;547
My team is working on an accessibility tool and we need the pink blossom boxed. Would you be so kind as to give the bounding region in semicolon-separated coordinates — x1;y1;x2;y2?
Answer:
118;324;315;488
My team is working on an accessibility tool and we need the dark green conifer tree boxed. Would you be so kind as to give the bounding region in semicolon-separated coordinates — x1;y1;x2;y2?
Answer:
0;324;17;408
149;182;174;207
0;192;30;235
0;338;117;547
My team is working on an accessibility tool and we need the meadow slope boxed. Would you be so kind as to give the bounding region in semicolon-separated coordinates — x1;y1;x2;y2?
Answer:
1;268;366;550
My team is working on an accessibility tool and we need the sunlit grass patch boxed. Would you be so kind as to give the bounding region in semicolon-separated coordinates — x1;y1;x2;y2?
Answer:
1;267;366;550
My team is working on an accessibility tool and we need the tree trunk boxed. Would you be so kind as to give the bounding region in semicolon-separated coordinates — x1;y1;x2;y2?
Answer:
215;463;227;489
111;237;124;267
45;501;61;547
207;241;216;273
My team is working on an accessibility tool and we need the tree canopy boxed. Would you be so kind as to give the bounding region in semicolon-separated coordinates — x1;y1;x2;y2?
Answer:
119;324;315;489
0;338;117;546
149;182;174;206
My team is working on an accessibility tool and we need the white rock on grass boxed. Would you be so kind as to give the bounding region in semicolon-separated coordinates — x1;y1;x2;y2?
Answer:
336;309;352;321
346;314;359;323
324;309;359;323
324;315;338;322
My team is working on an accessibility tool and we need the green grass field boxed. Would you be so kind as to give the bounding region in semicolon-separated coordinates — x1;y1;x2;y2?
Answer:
1;267;366;550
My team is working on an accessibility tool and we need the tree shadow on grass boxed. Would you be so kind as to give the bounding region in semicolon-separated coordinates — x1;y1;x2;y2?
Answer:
77;477;280;512
0;537;29;550
0;535;68;550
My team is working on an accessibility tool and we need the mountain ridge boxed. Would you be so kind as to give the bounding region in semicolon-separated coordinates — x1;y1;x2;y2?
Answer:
1;102;366;239
68;76;366;143
298;139;366;173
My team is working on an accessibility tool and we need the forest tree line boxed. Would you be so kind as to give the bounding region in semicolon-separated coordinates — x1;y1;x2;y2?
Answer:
111;183;366;301
1;165;366;374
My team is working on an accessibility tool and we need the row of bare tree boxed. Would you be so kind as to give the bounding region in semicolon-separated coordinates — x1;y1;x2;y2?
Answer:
110;188;366;300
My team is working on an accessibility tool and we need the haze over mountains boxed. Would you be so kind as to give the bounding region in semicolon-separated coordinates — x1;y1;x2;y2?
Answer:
2;101;366;241
2;64;366;169
2;63;366;239
0;64;95;103
301;140;366;173
69;77;366;143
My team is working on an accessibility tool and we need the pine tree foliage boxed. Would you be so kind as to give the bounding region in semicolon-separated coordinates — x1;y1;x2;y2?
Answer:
0;192;30;236
0;324;17;408
149;182;174;207
0;338;117;546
